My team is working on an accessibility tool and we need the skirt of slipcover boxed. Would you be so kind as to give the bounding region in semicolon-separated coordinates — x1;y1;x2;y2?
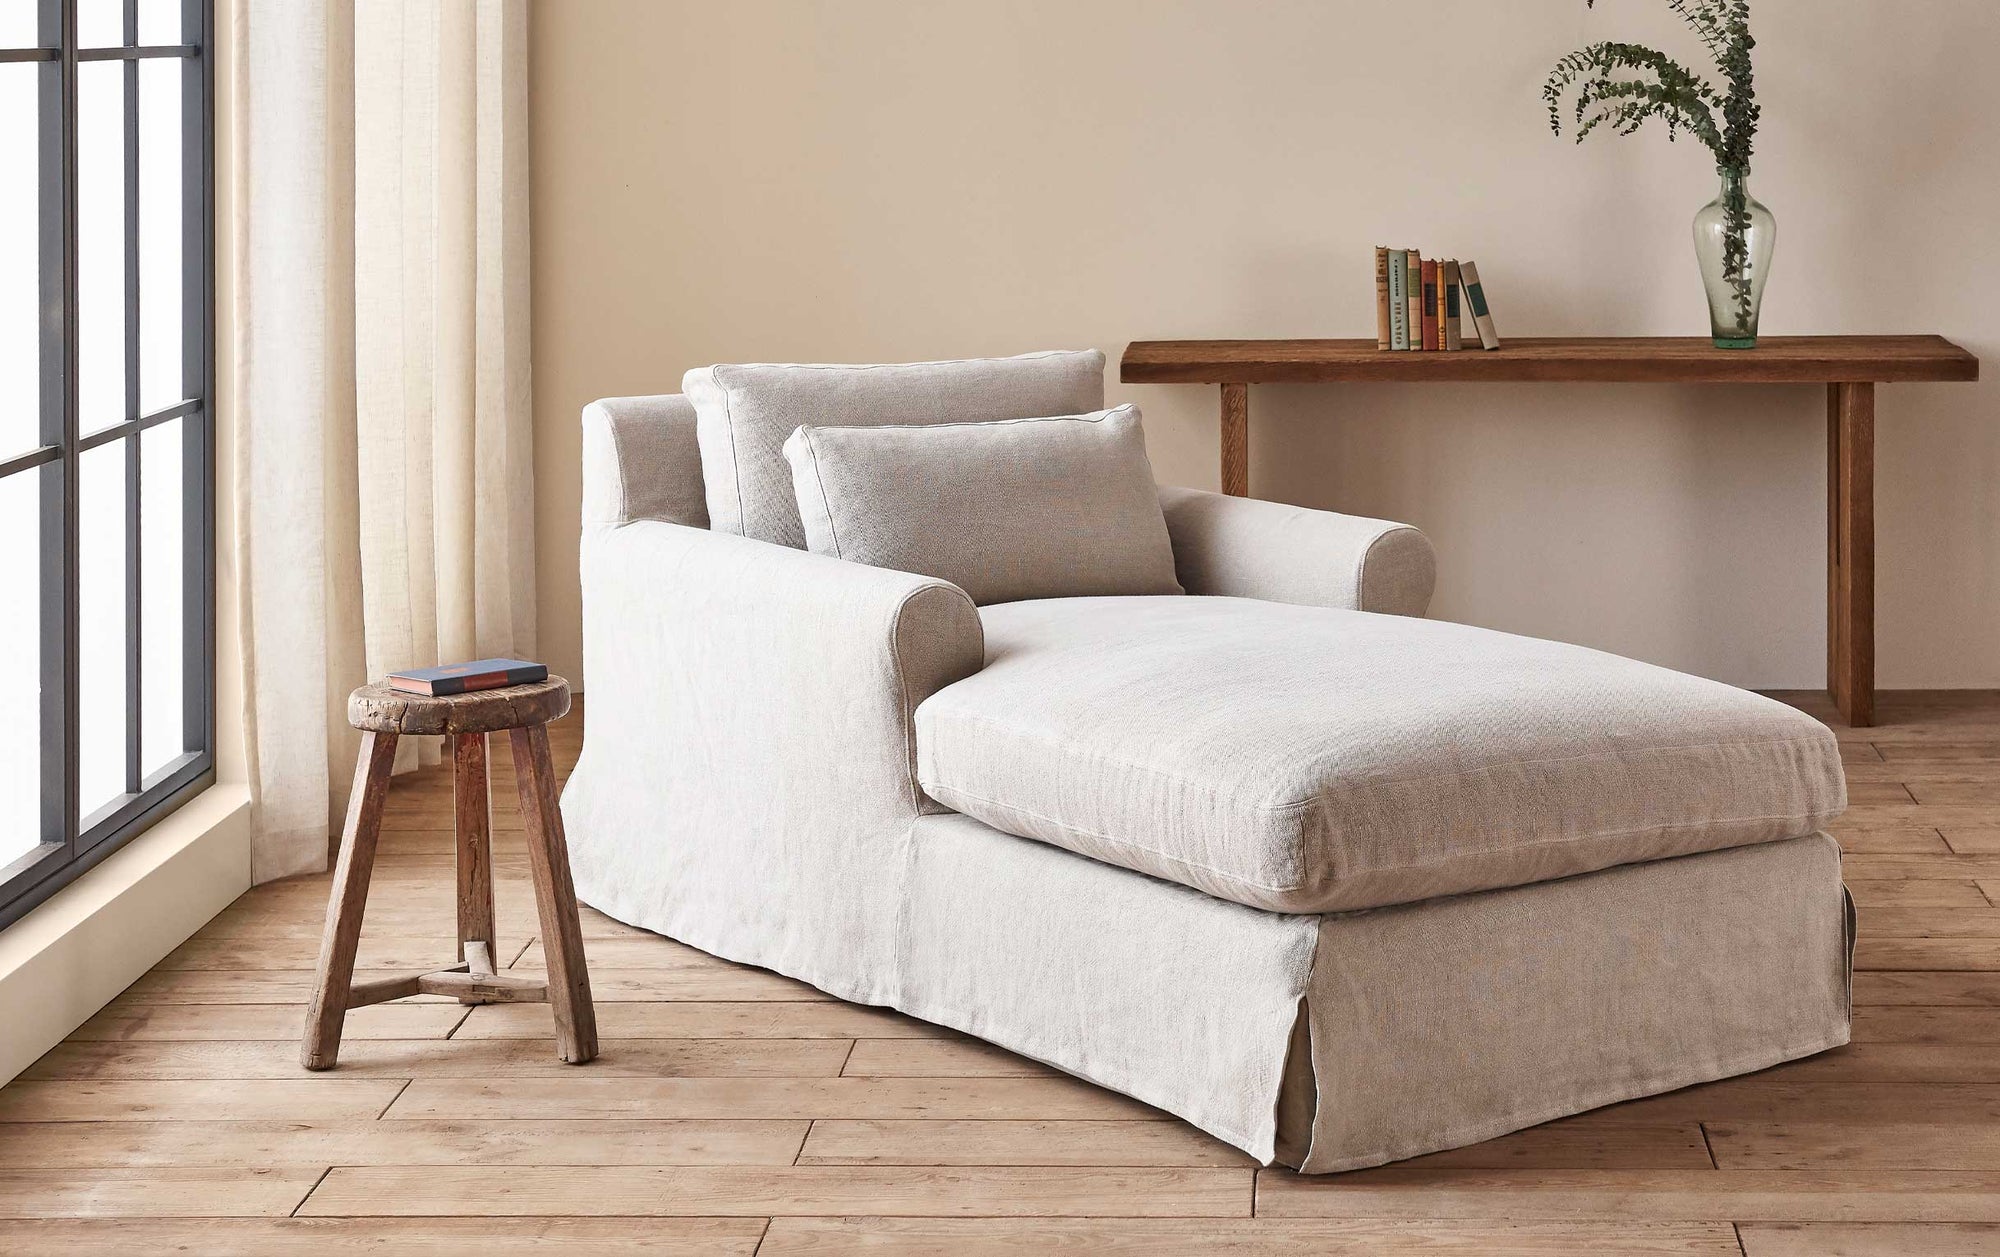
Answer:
890;817;1851;1173
1278;829;1852;1171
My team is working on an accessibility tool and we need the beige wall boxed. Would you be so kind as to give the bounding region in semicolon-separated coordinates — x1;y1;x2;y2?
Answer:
529;0;1998;690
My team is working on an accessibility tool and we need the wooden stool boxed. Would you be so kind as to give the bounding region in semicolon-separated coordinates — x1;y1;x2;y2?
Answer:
301;677;598;1069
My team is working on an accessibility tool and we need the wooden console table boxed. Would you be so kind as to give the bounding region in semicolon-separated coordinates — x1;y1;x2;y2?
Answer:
1120;336;1979;727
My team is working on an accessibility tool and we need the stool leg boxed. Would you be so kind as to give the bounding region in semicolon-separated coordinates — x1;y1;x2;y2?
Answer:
453;731;497;1000
302;730;400;1070
510;723;598;1064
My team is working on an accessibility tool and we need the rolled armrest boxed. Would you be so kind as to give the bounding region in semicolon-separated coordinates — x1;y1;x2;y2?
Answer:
581;394;710;528
575;520;983;812
1157;485;1436;617
563;520;985;997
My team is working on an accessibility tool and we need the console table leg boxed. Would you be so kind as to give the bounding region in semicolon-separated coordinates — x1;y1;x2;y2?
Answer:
1220;383;1249;497
1828;382;1875;728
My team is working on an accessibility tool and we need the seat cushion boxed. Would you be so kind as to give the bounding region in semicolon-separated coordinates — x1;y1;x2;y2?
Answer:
914;596;1845;913
685;350;1105;548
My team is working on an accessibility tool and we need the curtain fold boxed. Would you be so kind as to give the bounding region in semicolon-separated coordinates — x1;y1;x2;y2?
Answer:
234;0;535;883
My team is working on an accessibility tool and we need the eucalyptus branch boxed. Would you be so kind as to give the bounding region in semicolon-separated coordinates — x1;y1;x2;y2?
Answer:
1721;179;1753;327
1570;76;1721;151
1545;42;1723;158
1548;1;1765;339
1661;0;1730;60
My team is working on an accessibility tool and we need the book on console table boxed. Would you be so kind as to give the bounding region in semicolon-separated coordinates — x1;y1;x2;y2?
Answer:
1374;246;1391;350
1386;248;1409;350
1442;259;1464;351
1370;247;1493;350
1404;250;1422;352
388;658;548;697
1458;259;1500;350
1420;258;1440;351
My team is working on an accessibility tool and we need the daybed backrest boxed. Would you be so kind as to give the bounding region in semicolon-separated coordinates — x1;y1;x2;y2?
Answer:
684;350;1107;548
581;394;710;529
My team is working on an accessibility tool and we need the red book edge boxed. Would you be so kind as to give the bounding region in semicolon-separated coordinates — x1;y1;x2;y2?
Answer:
388;669;526;696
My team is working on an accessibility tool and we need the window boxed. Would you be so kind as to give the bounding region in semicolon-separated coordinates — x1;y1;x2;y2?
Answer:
0;0;213;929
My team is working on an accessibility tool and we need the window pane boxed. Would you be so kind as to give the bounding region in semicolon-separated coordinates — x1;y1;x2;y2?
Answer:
0;2;39;48
0;466;41;863
79;438;127;816
78;59;125;433
140;416;183;776
1;3;207;922
138;57;181;413
0;63;38;460
138;0;183;46
78;0;124;48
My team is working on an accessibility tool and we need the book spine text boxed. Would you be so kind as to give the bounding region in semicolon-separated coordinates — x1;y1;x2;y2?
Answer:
1404;250;1422;351
1387;249;1408;350
1374;246;1391;350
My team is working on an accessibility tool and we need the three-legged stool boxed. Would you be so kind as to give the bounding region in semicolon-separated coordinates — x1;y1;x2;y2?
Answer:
301;677;597;1069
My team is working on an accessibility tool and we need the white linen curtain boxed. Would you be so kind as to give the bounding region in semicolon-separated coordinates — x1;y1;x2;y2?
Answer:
233;0;535;883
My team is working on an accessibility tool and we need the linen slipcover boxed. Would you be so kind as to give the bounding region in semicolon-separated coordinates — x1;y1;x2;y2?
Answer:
685;350;1106;548
895;818;1849;1172
567;517;983;999
575;392;1440;617
581;394;708;528
783;405;1182;605
567;386;1851;1174
917;595;1846;913
1281;830;1850;1170
1157;484;1435;617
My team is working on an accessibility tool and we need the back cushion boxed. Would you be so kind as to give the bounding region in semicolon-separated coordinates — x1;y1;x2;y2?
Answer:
782;405;1183;605
685;350;1105;548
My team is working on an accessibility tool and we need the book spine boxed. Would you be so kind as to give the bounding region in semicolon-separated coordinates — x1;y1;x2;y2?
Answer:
1438;259;1451;349
1432;258;1448;348
1443;260;1463;351
1386;249;1407;350
449;666;546;695
1436;259;1448;349
1420;258;1439;351
1374;247;1391;350
1459;259;1501;350
1404;250;1422;351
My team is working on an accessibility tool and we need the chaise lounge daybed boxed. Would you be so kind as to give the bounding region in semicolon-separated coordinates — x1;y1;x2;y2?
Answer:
561;349;1852;1173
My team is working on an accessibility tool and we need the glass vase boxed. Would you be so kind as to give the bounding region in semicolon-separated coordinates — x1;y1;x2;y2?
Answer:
1692;165;1775;349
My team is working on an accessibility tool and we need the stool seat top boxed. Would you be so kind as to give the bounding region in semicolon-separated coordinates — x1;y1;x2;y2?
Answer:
348;677;571;736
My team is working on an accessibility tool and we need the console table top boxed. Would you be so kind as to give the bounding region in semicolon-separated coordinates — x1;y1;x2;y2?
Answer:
1121;335;1978;386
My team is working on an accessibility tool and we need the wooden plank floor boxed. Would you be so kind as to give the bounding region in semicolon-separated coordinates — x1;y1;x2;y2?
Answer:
5;693;2000;1254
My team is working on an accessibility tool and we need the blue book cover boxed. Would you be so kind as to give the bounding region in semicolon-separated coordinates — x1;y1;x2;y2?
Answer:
387;658;548;696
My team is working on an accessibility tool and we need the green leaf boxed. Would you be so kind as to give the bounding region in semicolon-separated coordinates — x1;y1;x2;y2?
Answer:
1541;2;1756;167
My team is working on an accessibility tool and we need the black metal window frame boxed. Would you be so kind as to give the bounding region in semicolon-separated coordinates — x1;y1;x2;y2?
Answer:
0;0;216;930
